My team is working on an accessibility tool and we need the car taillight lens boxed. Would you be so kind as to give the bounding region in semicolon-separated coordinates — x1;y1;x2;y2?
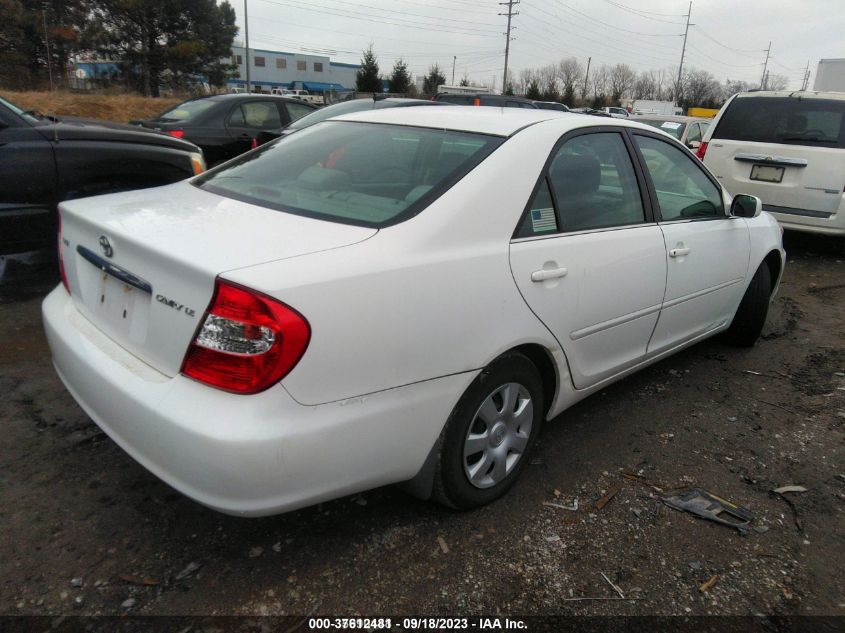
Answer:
181;279;310;394
251;137;258;149
57;209;69;293
696;141;708;160
189;151;205;175
167;129;185;139
473;98;481;106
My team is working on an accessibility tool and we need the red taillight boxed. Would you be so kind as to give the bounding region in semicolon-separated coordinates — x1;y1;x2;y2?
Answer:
473;98;481;106
696;141;708;160
181;279;310;394
167;129;185;139
57;209;69;293
251;137;258;149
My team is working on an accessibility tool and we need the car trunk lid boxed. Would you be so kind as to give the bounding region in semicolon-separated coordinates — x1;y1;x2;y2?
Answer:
59;181;377;377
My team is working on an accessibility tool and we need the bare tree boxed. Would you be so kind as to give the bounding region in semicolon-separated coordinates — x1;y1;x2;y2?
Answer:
609;63;637;103
633;70;658;100
517;68;535;95
538;64;558;100
766;73;789;90
591;64;609;100
557;57;584;105
682;68;722;107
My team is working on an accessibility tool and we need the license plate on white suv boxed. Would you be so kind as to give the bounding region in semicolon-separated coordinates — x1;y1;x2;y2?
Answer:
750;164;785;183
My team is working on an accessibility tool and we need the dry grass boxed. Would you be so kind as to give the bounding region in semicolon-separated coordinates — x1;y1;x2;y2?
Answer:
3;90;183;122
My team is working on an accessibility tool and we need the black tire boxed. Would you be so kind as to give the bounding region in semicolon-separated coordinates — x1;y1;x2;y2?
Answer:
433;352;544;510
725;262;772;347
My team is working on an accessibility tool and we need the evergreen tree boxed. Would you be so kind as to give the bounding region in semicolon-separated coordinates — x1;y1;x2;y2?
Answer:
504;82;514;96
526;79;541;100
459;74;470;87
356;45;381;93
389;58;410;94
422;63;446;95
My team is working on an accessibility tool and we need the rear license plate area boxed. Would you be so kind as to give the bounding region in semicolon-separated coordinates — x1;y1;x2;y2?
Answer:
76;246;151;343
750;164;784;183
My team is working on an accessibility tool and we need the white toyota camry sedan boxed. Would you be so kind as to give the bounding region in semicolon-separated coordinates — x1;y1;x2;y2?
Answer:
43;107;785;516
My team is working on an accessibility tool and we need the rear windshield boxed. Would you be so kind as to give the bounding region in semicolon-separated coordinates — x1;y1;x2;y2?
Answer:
637;119;686;139
156;99;217;122
714;96;845;147
436;95;475;104
195;121;503;227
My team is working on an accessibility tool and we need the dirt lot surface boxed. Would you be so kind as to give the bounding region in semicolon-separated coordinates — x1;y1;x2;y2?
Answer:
1;233;843;618
3;91;181;123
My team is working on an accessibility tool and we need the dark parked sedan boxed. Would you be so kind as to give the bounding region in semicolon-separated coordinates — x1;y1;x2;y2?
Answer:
134;94;318;166
0;94;204;257
254;97;448;146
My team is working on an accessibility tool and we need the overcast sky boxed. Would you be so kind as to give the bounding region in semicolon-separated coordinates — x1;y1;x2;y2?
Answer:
232;0;844;90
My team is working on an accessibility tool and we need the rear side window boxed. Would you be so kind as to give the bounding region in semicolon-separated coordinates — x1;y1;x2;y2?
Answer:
196;121;502;227
518;132;645;237
157;99;217;122
638;119;686;140
714;96;845;148
228;101;282;129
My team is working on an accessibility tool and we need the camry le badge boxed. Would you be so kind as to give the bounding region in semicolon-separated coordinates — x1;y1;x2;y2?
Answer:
99;235;114;258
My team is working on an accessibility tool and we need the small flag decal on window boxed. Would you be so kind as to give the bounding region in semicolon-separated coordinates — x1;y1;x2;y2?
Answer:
531;207;556;233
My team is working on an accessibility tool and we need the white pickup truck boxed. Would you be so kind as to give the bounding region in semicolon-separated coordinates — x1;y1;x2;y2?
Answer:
271;88;324;105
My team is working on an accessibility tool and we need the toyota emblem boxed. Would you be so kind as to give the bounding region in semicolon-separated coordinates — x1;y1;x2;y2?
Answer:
99;235;114;258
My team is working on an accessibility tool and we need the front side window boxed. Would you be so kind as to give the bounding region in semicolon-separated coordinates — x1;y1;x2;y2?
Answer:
686;123;701;143
546;132;645;233
634;135;723;221
196;121;502;227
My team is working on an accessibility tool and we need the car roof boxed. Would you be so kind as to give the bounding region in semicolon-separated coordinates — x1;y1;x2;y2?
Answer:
736;90;845;101
201;93;305;102
334;105;647;136
630;114;710;123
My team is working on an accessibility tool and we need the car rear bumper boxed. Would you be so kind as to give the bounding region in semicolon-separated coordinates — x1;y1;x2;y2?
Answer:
42;286;473;516
765;200;845;236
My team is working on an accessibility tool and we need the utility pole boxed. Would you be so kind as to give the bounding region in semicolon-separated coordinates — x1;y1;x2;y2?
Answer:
244;0;251;93
583;56;591;99
42;6;53;92
760;41;771;90
499;0;518;94
674;1;692;106
452;56;456;85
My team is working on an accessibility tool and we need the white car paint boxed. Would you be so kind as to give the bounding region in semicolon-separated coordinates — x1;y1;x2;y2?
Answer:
702;91;845;236
43;107;784;516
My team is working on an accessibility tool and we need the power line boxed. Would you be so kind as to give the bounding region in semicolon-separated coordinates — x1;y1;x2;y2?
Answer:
602;0;686;24
550;0;684;37
256;0;500;37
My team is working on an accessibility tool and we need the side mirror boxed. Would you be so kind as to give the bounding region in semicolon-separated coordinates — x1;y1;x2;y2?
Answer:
687;140;701;150
731;194;762;218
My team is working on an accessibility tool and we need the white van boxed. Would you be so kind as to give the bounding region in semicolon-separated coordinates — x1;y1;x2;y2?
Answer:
700;91;845;236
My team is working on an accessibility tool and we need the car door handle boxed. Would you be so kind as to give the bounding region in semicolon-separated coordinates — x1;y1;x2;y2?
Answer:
669;247;691;257
531;267;568;282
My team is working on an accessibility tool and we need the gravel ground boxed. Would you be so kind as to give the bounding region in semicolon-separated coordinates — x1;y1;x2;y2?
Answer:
1;232;843;617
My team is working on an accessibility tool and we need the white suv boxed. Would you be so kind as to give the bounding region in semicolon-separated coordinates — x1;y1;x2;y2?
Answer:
699;91;845;236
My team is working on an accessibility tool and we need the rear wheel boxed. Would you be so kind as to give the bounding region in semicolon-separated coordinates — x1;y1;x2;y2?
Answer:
725;262;772;347
433;352;543;509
